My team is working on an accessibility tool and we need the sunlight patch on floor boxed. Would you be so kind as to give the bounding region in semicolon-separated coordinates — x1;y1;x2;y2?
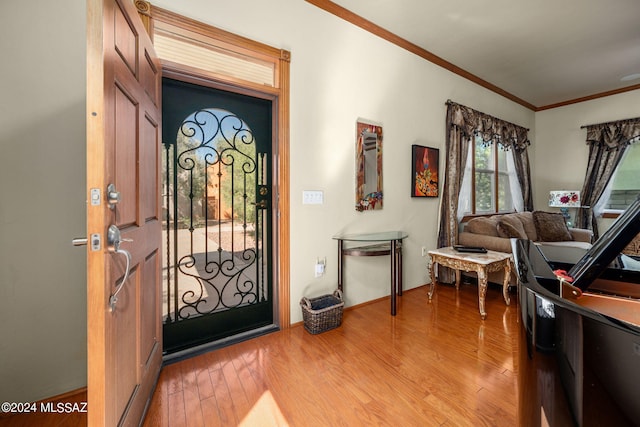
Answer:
239;390;289;426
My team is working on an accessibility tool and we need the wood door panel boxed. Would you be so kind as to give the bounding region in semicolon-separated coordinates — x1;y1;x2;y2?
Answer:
113;267;139;418
141;49;160;106
140;114;158;222
114;84;138;226
117;221;161;262
140;251;159;364
114;1;137;77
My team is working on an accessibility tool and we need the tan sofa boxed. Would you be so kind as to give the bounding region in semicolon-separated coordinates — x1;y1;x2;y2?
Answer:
459;211;593;253
458;211;593;285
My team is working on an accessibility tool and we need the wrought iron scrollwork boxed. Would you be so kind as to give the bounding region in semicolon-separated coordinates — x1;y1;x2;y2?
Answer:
164;108;267;321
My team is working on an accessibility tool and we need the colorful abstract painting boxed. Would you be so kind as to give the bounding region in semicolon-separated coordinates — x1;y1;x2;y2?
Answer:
411;145;439;197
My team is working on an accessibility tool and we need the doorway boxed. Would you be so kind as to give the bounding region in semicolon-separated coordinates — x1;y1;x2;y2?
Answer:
161;77;277;355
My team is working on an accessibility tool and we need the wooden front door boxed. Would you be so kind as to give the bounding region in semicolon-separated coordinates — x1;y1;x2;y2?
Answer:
86;0;162;425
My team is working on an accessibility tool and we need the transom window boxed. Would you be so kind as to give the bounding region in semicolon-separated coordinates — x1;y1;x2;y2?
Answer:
458;135;523;218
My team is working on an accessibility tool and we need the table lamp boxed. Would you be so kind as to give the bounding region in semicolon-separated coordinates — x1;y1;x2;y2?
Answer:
549;190;580;227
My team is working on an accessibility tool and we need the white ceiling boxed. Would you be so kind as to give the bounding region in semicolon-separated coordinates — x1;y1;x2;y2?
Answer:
329;0;640;109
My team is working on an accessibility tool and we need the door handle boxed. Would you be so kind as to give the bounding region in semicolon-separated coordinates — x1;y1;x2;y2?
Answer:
107;224;133;312
72;238;88;246
72;234;101;251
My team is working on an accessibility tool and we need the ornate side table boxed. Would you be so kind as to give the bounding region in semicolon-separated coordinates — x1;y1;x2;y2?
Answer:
427;247;511;319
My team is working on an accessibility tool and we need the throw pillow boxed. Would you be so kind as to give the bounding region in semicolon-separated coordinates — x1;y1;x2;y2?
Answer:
516;211;538;241
465;217;499;237
533;211;573;242
497;220;528;239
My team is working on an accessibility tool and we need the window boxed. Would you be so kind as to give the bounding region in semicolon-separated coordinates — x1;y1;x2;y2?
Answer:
598;139;640;214
458;135;523;218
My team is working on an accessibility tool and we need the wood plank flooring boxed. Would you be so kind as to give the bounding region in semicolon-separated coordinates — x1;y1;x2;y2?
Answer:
144;282;518;426
0;282;518;426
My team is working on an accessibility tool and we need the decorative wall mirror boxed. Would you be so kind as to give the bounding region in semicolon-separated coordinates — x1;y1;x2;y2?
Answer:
355;120;383;211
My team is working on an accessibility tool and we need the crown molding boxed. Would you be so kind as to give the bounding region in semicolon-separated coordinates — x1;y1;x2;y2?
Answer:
306;0;640;112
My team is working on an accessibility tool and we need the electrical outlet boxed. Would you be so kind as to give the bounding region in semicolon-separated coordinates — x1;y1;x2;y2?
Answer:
421;246;427;257
315;257;326;278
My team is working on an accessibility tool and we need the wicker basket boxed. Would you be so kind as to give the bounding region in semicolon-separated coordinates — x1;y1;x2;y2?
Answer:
300;289;344;334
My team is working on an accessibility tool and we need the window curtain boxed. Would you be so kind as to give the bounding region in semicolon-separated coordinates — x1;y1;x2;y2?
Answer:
437;101;531;282
575;118;640;239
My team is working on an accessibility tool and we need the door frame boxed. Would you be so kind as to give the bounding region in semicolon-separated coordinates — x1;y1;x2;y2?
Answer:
161;76;279;354
150;5;291;330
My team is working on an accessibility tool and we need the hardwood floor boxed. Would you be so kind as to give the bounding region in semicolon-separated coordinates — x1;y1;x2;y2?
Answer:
144;282;518;426
0;282;518;426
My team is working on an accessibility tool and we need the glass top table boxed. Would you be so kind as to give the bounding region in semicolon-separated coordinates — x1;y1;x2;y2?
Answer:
332;231;409;242
332;231;408;315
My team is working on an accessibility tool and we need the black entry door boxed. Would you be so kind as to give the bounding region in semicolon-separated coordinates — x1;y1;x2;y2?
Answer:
162;77;275;354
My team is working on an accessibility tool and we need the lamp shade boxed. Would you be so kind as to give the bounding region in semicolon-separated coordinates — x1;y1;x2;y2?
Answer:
549;190;580;207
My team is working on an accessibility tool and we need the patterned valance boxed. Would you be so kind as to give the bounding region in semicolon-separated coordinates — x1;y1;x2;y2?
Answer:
446;100;530;152
584;117;640;150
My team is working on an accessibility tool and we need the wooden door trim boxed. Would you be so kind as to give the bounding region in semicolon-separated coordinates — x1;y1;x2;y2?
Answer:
86;0;110;422
276;51;291;329
150;6;291;329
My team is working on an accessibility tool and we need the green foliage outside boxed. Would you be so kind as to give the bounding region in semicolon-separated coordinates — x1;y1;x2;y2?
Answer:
474;143;493;212
164;123;258;228
612;143;640;191
218;133;257;225
474;140;512;213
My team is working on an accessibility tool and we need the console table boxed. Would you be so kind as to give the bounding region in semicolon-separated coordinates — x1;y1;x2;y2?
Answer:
333;231;408;315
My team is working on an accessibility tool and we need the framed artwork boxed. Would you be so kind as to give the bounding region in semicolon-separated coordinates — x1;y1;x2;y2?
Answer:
411;145;439;197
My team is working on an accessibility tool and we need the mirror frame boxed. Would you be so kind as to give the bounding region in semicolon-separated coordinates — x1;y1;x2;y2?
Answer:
355;120;383;211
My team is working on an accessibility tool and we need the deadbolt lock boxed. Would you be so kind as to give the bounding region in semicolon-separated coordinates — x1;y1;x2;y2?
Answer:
107;183;121;210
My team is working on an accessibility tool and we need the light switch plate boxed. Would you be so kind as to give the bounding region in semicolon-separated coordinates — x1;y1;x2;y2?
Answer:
302;190;323;205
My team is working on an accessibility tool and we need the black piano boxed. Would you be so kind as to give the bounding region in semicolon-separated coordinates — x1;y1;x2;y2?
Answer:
512;195;640;426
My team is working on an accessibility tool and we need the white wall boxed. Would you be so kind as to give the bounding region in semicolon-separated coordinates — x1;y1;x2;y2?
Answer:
151;0;535;321
0;1;87;402
534;89;640;231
